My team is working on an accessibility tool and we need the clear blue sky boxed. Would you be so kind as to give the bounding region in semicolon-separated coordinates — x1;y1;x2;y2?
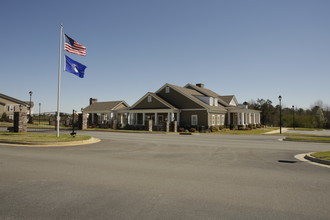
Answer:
1;0;329;113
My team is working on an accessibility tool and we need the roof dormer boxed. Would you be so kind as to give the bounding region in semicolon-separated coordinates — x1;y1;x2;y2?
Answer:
195;96;218;106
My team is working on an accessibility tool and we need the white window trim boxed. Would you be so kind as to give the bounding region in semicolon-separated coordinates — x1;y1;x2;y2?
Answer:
8;105;14;112
212;115;215;125
165;87;170;93
147;96;152;102
214;98;218;106
191;115;198;126
217;115;221;125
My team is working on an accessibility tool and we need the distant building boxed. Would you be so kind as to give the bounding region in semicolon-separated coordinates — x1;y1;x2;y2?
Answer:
81;83;261;131
0;93;31;120
83;98;129;127
122;83;261;130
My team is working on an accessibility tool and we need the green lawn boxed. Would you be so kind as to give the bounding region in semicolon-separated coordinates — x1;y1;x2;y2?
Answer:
87;127;278;135
311;151;330;161
285;136;330;142
0;132;91;143
209;127;278;135
288;128;324;131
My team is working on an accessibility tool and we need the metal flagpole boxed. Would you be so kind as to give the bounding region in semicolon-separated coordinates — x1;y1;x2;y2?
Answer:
56;24;63;137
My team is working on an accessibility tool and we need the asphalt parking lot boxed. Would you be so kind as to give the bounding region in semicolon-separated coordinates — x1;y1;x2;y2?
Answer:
1;132;330;219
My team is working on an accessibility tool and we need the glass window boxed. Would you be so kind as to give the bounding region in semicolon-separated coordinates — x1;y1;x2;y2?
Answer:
147;96;152;102
191;115;198;126
165;87;170;93
212;115;215;125
217;115;221;125
214;98;218;106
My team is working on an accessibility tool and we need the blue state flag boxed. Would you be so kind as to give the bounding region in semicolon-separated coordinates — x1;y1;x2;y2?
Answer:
65;55;87;78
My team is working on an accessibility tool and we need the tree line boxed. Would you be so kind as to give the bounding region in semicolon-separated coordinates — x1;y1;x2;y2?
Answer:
244;99;330;129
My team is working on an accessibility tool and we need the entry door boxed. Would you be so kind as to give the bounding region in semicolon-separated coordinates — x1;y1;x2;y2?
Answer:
158;115;164;124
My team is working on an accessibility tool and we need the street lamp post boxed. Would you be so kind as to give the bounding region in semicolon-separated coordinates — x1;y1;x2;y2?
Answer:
292;105;295;130
279;95;282;134
29;91;33;123
39;103;41;125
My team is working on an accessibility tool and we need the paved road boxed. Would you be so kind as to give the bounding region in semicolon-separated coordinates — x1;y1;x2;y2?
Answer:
1;132;330;219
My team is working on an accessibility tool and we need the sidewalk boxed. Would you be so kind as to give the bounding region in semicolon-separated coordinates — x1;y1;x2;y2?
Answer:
264;128;289;134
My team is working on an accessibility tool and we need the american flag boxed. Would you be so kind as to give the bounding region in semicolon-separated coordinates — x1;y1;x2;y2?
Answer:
64;34;86;56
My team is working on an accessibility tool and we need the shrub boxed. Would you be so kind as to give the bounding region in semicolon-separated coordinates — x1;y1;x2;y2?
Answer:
209;126;219;132
178;127;185;132
238;125;245;130
230;124;238;130
189;127;196;132
0;112;9;122
219;125;225;130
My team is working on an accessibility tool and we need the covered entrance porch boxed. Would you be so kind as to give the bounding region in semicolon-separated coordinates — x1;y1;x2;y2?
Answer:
226;110;261;128
122;109;180;131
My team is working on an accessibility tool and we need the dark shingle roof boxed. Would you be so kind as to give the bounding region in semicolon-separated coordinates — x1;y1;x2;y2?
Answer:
220;95;235;105
0;93;28;106
129;92;178;110
83;101;127;112
184;84;230;107
166;84;227;112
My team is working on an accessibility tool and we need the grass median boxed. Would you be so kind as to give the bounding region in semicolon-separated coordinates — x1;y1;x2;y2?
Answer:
285;136;330;142
0;132;91;143
311;151;330;161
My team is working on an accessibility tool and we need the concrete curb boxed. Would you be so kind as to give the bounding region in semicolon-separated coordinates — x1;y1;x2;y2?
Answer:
283;138;330;143
0;137;101;147
304;153;330;166
295;153;330;169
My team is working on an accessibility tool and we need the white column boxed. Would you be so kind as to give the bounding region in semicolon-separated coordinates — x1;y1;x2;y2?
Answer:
167;112;170;122
176;112;180;124
155;112;158;125
227;112;231;125
108;112;111;123
241;112;245;125
142;113;145;125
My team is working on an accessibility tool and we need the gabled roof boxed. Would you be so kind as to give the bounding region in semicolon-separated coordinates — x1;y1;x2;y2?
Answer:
184;84;230;107
220;95;238;106
156;83;227;112
130;92;178;110
83;101;128;112
0;93;28;106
